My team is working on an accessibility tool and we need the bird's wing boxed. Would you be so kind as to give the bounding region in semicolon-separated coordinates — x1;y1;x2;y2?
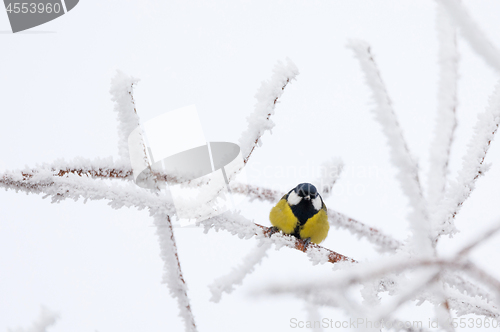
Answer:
269;195;298;235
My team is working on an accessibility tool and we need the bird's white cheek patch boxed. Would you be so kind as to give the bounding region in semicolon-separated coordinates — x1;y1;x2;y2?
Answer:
287;191;302;205
312;196;322;210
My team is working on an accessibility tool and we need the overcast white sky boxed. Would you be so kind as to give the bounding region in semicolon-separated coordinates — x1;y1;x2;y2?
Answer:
2;1;500;331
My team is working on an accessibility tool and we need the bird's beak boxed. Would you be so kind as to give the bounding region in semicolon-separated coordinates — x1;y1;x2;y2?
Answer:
304;195;310;200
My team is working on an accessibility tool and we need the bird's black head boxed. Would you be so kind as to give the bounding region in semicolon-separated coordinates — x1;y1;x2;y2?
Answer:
287;183;323;225
294;183;318;200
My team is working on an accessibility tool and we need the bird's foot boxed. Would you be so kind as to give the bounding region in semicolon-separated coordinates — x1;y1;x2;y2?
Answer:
302;238;312;250
266;226;281;237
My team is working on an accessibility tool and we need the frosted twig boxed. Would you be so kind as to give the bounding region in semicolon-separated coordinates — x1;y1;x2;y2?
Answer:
264;258;499;319
154;213;198;332
456;220;500;257
442;271;493;302
209;242;271;303
41;157;133;179
348;40;430;254
429;9;460;324
201;210;356;266
374;269;442;323
110;70;142;162
230;182;283;202
434;81;500;239
439;0;500;73
428;3;459;210
328;210;402;252
0;168;175;215
239;58;299;164
34;159;184;184
7;305;59;332
443;285;499;318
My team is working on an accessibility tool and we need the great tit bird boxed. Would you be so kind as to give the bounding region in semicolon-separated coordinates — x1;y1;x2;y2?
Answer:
269;183;329;245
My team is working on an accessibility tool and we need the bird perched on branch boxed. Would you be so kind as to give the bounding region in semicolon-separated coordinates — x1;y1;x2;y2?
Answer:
269;183;329;245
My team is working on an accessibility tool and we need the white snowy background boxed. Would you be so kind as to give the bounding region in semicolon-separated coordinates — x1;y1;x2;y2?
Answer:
1;0;500;331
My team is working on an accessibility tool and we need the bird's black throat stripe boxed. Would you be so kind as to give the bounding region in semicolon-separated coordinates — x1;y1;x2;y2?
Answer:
290;199;317;236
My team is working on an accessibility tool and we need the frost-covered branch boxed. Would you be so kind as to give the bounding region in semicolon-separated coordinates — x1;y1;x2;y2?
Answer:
264;257;499;319
430;7;460;325
201;211;356;266
154;213;198;332
209;242;271;302
239;59;299;164
433;81;500;239
442;285;499;318
348;40;431;254
439;0;500;74
374;269;442;323
41;157;133;179
8;305;59;332
0;168;175;215
328;210;402;252
262;220;500;319
442;271;493;303
428;3;459;210
456;220;500;257
110;70;142;162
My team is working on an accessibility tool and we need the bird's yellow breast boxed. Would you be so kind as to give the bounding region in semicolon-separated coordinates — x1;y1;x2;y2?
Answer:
269;198;298;234
299;209;329;244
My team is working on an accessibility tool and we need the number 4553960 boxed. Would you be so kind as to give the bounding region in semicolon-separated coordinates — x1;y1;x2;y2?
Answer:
6;3;62;14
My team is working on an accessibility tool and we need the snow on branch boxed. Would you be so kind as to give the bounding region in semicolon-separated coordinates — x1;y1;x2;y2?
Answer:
0;168;175;215
110;70;142;162
442;271;493;303
42;157;133;179
428;3;459;210
239;58;299;164
154;213;198;332
348;40;431;254
328;210;402;253
262;220;500;319
443;284;499;318
8;305;59;332
373;269;442;323
433;81;500;239
201;210;355;266
209;241;271;303
264;256;500;319
439;0;500;74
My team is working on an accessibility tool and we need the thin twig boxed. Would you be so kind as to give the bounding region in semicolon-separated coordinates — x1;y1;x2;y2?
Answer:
239;59;299;164
348;40;431;254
